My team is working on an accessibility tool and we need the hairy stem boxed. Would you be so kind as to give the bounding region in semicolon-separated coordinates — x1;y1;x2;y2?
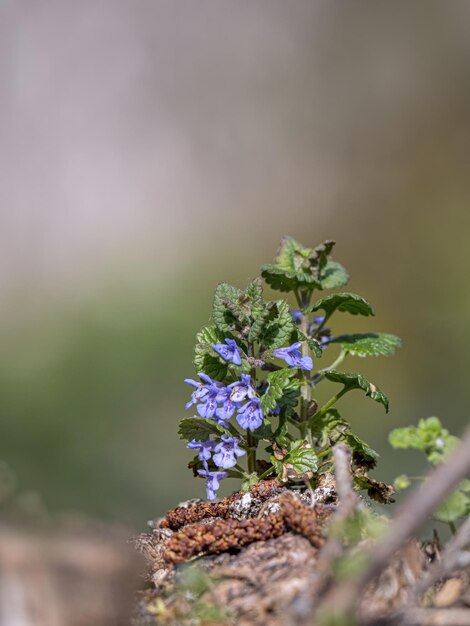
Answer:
247;342;257;474
246;432;256;474
296;290;313;445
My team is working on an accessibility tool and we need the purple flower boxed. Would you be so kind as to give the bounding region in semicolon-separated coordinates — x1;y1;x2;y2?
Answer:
184;373;228;418
197;468;228;500
313;315;325;326
291;309;302;323
272;342;313;371
186;439;216;468
184;373;212;410
215;398;238;424
213;435;246;469
319;333;332;348
228;374;256;403
212;338;242;366
236;398;264;431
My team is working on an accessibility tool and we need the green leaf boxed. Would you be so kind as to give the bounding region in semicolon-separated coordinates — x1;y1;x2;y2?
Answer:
261;236;321;292
178;417;232;442
212;283;243;333
259;300;294;349
261;263;318;293
271;440;319;482
243;278;264;314
317;260;349;290
275;236;312;272
285;442;319;474
354;476;395;504
389;417;460;464
261;237;348;293
394;474;411;491
248;306;270;342
435;489;470;523
241;473;260;491
307;292;375;318
310;408;350;447
309;240;336;274
273;416;290;446
193;325;229;381
324;370;389;412
293;329;323;357
342;432;379;466
260;368;300;413
277;384;301;418
252;419;275;440
330;333;402;357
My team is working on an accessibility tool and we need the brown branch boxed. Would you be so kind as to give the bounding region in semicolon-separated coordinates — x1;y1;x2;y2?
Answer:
313;426;470;623
396;608;470;626
333;443;357;508
358;425;470;592
307;444;360;601
410;513;470;601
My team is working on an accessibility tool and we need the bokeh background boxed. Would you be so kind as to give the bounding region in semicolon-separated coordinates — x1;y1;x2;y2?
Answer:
1;0;470;530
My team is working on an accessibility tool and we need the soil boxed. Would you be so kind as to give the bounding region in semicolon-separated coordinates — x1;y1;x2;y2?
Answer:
133;480;470;626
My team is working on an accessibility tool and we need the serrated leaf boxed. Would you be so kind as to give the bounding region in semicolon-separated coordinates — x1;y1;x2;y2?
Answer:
276;236;312;272
260;368;300;413
324;370;389;412
262;237;347;293
310;408;350;447
248;306;270;342
342;432;379;466
178;417;232;442
286;444;319;475
389;417;460;464
293;328;323;357
252;419;275;440
318;260;349;290
212;283;243;332
273;416;289;446
193;325;229;381
435;489;470;523
243;278;264;312
307;292;375;318
277;384;301;418
261;263;318;293
271;440;319;482
259;300;294;349
330;333;401;357
309;240;336;273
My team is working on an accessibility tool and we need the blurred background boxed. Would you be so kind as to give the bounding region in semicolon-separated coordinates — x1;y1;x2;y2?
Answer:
1;0;470;530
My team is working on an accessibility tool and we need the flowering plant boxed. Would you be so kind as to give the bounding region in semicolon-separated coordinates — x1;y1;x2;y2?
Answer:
179;237;401;500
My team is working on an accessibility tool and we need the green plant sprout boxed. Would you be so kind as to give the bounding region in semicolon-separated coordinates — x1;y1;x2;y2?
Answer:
390;417;470;532
179;237;401;500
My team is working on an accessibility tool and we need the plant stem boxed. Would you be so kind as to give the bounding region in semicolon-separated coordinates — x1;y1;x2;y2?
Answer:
312;350;347;385
247;341;257;474
258;467;275;480
307;388;348;429
312;312;331;337
247;431;256;474
296;289;313;446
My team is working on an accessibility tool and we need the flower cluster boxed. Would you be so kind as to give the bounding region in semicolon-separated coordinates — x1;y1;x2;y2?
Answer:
185;336;313;500
179;237;401;510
